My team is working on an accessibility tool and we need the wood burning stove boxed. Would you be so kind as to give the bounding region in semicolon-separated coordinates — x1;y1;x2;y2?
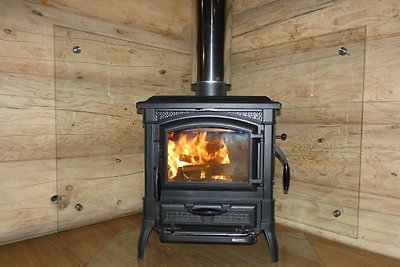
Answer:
136;0;289;263
137;96;289;261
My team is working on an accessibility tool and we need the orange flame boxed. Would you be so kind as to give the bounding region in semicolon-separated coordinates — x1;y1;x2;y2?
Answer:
168;131;230;180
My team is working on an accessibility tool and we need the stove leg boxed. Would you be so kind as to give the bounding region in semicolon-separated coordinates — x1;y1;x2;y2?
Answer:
137;225;152;259
264;230;279;262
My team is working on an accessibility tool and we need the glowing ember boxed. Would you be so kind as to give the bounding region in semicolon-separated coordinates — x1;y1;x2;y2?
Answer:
167;130;230;181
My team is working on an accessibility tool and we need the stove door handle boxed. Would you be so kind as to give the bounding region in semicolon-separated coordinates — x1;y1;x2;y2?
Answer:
275;145;290;194
185;204;230;216
282;163;290;194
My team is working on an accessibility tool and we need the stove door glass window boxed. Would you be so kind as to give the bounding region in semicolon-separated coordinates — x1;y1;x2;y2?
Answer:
167;127;250;183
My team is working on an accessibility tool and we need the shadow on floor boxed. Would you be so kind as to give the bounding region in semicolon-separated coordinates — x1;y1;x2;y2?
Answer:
87;229;323;267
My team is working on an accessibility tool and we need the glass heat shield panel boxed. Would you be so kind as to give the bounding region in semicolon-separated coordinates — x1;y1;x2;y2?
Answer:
167;128;250;183
231;27;366;238
54;25;189;231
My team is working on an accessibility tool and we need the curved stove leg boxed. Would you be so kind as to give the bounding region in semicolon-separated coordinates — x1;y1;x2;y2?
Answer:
137;226;152;259
264;230;279;262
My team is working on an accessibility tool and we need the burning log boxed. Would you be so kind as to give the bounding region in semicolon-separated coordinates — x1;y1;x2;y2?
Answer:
176;163;235;181
179;154;198;164
168;130;231;180
176;165;203;180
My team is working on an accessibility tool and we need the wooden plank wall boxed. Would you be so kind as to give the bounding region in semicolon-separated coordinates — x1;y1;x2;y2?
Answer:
232;0;400;259
0;0;191;244
233;27;365;238
54;26;191;230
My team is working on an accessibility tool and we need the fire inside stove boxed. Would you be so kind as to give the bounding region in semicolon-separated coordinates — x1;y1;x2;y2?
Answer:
167;128;250;183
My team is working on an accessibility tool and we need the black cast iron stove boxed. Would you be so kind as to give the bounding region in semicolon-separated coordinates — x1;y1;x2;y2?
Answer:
136;0;290;263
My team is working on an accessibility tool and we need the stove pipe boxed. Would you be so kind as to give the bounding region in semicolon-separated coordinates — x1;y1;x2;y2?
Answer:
192;0;232;96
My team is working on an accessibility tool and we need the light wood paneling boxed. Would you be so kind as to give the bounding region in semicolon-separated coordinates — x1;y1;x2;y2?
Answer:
53;25;190;231
0;135;56;162
0;108;54;136
0;160;55;190
0;0;58;239
363;101;400;125
56;111;136;136
0;0;191;245
232;50;364;108
56;154;144;229
0;160;57;243
233;0;337;37
275;179;359;208
33;0;192;48
232;0;400;53
275;178;359;237
358;208;400;258
55;63;189;93
233;27;365;76
275;122;362;191
0;57;53;76
1;0;191;53
275;197;358;238
364;37;400;102
56;134;142;159
360;150;400;199
56;154;144;230
361;102;400;198
233;0;277;15
232;26;364;240
277;105;363;125
360;193;400;217
232;0;400;259
0;73;54;106
278;192;400;259
56;154;143;180
364;35;400;102
362;125;400;151
54;29;191;69
275;152;360;190
277;124;362;153
56;172;144;230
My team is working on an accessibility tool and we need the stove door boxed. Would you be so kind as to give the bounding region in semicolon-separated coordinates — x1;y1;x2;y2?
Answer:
160;117;262;190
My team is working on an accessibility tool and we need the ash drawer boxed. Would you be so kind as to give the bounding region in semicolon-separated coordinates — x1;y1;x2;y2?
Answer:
160;204;257;226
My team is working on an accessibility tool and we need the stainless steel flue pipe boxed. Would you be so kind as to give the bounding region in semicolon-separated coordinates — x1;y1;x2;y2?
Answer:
192;0;232;96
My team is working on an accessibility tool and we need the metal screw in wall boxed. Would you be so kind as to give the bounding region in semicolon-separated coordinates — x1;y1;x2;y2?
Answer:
72;45;81;54
50;195;60;204
333;209;342;217
75;203;84;211
338;47;350;56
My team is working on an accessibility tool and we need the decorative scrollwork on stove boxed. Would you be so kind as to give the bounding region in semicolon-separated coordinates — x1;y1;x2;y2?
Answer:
156;110;263;122
156;111;192;121
226;111;263;122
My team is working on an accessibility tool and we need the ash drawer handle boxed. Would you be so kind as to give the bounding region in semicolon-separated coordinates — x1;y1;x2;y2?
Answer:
185;204;231;216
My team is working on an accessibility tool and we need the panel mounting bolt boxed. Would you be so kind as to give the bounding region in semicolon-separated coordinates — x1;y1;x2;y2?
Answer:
338;47;349;56
72;45;81;54
75;203;84;211
50;195;60;204
333;209;342;217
